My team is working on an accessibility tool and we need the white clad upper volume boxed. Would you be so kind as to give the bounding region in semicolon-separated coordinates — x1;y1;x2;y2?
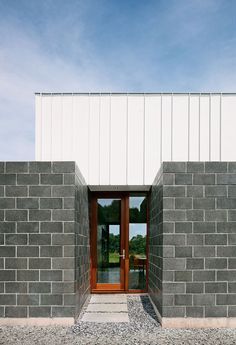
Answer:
35;93;236;186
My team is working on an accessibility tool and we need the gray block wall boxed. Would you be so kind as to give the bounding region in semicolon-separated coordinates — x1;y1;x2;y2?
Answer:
0;162;89;319
149;162;236;319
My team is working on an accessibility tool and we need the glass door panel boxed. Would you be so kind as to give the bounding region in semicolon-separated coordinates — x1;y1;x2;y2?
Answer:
97;198;123;286
128;196;147;290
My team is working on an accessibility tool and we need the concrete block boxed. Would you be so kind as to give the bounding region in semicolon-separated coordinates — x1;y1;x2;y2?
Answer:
29;258;51;269
186;282;203;293
29;282;51;293
5;210;27;221
17;222;39;233
205;282;227;293
40;198;62;209
17;198;39;209
52;210;74;221
52;186;75;197
0;270;15;281
29;162;52;173
0;174;16;185
41;294;62;305
5;282;27;293
40;222;63;233
40;174;63;185
29;186;51;197
205;162;227;173
175;222;192;233
217;174;236;184
29;234;51;245
187;186;203;197
52;162;75;173
17;270;39;281
193;270;215;281
0;198;15;209
29;306;51;317
40;270;62;281
5;234;27;245
17;294;39;306
6;186;28;197
29;210;51;221
17;246;39;257
40;246;63;257
17;174;39;185
0;222;16;233
174;294;192;306
187;162;204;173
193;294;215;306
5;307;27;317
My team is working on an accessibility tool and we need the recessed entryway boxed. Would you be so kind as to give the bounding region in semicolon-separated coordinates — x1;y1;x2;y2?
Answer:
90;193;148;293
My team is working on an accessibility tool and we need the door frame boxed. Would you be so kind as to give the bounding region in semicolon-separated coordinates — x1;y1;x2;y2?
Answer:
90;191;149;293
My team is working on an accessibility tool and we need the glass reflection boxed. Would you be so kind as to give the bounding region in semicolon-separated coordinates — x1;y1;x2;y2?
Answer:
97;199;121;284
129;196;147;290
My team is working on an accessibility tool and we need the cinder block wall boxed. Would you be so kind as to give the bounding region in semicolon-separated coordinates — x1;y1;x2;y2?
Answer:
149;162;236;319
0;161;89;319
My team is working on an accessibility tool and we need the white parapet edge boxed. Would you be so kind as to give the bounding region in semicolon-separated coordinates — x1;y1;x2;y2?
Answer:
0;318;74;326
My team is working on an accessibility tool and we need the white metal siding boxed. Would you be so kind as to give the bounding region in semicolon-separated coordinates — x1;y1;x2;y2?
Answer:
35;93;236;186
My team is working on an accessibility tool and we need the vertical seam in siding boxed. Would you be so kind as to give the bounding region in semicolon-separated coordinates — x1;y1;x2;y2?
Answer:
40;94;43;160
171;93;173;161
88;94;90;184
199;93;201;161
160;94;162;164
61;94;63;161
188;93;190;161
98;94;101;185
143;93;146;185
126;93;129;185
109;93;111;185
72;93;74;160
50;94;52;160
220;93;222;161
209;93;211;161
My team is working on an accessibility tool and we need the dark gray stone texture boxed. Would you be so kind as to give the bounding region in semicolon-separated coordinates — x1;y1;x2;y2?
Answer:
149;162;236;319
0;161;89;319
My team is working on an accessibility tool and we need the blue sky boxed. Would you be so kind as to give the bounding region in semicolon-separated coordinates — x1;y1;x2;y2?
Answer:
0;0;236;160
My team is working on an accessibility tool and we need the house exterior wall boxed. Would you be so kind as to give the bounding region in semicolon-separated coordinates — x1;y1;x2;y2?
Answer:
0;161;90;319
35;93;236;186
149;162;236;324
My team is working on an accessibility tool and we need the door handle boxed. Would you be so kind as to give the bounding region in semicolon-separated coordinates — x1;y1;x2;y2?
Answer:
119;249;125;260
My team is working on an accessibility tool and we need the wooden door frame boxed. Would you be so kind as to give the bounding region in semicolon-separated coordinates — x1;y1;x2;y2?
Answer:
90;191;149;293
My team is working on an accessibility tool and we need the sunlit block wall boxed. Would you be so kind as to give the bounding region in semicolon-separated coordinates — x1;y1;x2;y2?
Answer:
35;93;236;186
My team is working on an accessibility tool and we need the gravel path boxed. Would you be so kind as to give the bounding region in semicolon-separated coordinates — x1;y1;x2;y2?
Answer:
1;295;236;345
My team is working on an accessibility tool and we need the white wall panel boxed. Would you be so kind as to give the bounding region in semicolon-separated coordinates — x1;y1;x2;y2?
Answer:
41;95;52;161
89;96;100;184
222;95;236;160
51;95;62;160
127;95;144;185
200;95;210;161
73;95;89;180
172;95;188;161
99;95;110;185
35;94;42;160
35;93;236;187
144;95;161;185
110;95;127;185
162;95;172;161
210;95;221;161
62;95;73;161
189;95;199;160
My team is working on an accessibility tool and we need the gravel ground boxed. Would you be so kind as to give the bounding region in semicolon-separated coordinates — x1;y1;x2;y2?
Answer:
1;295;236;345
